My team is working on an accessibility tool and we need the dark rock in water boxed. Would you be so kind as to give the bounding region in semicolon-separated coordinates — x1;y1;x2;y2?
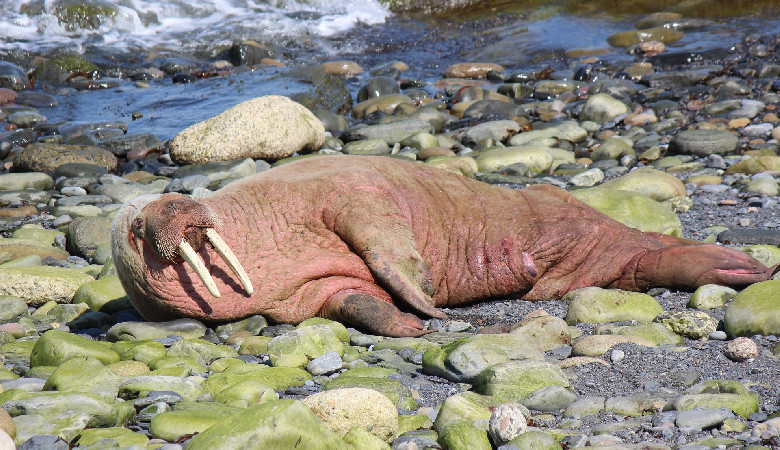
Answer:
58;121;127;140
463;100;518;119
717;228;780;246
357;76;400;102
98;133;163;157
14;91;58;108
172;73;196;84
289;67;353;115
128;72;153;81
228;42;272;66
159;58;198;75
0;61;31;91
648;51;705;67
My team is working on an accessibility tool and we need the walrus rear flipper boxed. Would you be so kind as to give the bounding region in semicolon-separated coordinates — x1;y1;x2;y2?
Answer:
613;241;775;291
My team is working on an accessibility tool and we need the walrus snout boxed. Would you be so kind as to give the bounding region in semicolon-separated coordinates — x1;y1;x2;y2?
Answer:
136;194;254;298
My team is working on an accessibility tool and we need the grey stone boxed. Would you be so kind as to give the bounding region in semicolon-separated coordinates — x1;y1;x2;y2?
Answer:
669;129;739;157
306;351;343;375
675;408;732;430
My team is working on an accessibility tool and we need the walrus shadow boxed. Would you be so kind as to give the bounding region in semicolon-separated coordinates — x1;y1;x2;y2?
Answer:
170;252;249;316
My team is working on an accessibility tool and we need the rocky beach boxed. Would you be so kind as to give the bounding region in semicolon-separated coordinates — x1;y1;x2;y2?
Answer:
1;0;780;449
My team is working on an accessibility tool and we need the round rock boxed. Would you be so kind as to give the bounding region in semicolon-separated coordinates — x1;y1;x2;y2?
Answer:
723;337;759;362
669;129;739;157
302;387;398;441
169;95;325;164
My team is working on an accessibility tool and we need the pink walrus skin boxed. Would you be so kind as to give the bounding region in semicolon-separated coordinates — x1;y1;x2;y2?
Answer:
111;156;777;336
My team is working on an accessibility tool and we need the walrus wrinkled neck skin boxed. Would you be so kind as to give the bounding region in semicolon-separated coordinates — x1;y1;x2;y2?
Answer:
112;156;775;336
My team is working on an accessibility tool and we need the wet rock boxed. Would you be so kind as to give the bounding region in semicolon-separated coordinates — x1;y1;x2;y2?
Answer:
343;139;391;155
444;63;504;79
13;143;118;173
353;93;412;119
0;61;30;91
571;187;683;236
98;133;162;158
607;27;684;47
321;60;363;76
724;280;780;337
578;93;628;124
345;119;433;144
564;287;663;324
170;96;325;164
459;120;520;147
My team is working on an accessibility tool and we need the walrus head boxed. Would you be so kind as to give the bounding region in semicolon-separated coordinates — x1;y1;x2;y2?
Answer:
115;193;253;299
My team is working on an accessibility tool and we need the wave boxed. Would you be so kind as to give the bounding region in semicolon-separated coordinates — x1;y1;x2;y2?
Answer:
0;0;392;55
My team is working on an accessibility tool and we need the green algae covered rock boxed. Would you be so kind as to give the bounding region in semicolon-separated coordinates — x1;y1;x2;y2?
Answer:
571;187;683;236
187;399;348;450
724;280;780;337
30;330;120;367
564;287;663;324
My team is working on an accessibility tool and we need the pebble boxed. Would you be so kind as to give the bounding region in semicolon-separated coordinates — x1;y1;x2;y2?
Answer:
723;337;759;361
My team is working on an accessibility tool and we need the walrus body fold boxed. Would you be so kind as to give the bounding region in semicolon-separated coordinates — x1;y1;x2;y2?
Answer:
112;156;777;336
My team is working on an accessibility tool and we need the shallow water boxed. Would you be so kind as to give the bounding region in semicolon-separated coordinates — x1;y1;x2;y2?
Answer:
2;0;780;140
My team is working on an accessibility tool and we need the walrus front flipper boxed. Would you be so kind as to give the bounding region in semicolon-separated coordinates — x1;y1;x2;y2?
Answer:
612;242;776;291
325;187;447;320
321;291;435;337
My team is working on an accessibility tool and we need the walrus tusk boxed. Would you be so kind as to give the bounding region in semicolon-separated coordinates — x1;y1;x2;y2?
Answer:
178;240;221;298
205;228;254;295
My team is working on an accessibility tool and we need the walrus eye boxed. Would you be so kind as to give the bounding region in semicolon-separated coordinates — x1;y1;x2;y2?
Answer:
132;218;145;237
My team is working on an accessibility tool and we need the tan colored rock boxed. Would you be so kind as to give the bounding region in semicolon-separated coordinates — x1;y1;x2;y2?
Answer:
169;96;325;164
13;143;118;173
0;408;15;439
444;63;504;79
0;266;95;306
321;61;363;76
352;94;413;119
303;388;398;441
571;335;655;357
729;118;751;129
558;356;610;369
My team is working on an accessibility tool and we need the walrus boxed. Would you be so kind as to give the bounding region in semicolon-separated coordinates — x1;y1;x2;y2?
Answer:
111;156;778;337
